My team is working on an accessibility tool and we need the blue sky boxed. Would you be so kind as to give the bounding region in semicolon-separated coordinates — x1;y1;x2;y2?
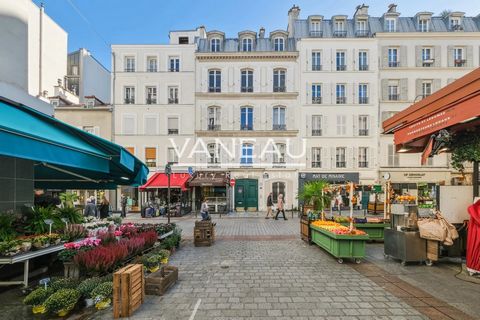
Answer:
33;0;480;70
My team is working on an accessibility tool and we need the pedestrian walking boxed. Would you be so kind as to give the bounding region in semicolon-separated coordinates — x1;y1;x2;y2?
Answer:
98;196;110;219
84;198;98;217
120;194;127;218
274;193;287;220
200;197;211;221
336;193;343;215
266;192;274;219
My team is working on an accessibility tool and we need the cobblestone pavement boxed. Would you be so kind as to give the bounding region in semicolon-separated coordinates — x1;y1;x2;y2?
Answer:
92;216;427;320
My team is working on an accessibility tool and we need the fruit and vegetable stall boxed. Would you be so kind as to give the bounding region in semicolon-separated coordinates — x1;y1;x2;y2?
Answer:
335;216;388;241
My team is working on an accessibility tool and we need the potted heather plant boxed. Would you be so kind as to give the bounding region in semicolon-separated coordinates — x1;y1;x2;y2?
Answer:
44;288;80;316
23;287;54;314
91;282;113;310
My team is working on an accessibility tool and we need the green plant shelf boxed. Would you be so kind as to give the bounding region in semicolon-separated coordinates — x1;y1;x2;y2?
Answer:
339;223;389;241
310;225;369;264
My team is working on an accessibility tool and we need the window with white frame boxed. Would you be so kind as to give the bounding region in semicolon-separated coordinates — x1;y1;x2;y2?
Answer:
124;56;135;72
334;20;346;37
147;56;157;72
388;48;398;67
450;17;462;30
146;86;157;104
167;147;178;164
358;84;368;104
422;81;432;97
388;84;399;101
312;115;322;136
242;38;253;52
273;69;286;92
207;143;220;164
418;19;429;32
312;51;321;70
386;18;396;32
336;147;346;168
208;70;221;92
387;144;399;166
240;107;253;130
358;51;368;70
336;84;346;104
169;57;180;72
454;47;465;66
122;115;135;135
124;87;135;104
168;117;179;135
273;106;286;130
241;69;253;92
310;20;322;37
168;86;179;104
422;47;433;66
336;115;346;135
312;84;321;104
210;38;221;52
240;143;253;164
273;143;286;164
358;115;369;136
208;106;221;130
272;182;285;203
358;147;368;168
83;126;95;135
311;147;322;168
336;51;346;71
274;37;284;51
356;20;367;31
144;116;157;135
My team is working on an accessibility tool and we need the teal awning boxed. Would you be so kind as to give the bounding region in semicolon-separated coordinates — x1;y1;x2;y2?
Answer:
0;98;148;189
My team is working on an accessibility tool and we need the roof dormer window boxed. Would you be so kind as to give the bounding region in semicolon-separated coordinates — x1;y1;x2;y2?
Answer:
274;37;285;51
210;38;221;52
386;18;396;32
85;99;95;108
310;20;322;37
450;17;463;31
355;19;369;37
418;18;429;32
242;38;253;52
333;20;347;37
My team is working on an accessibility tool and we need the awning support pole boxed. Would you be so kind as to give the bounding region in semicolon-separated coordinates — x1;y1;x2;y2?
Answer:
474;161;479;198
39;162;100;183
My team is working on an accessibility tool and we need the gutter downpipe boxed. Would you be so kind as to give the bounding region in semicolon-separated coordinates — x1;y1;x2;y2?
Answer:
38;3;44;97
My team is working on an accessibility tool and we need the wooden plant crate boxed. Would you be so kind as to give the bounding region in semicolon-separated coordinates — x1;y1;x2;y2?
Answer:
310;225;369;263
145;266;178;296
300;216;311;244
113;264;145;318
63;262;80;279
340;222;388;241
194;222;215;247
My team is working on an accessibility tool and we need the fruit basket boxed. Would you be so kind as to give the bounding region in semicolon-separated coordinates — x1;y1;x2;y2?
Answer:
310;221;369;264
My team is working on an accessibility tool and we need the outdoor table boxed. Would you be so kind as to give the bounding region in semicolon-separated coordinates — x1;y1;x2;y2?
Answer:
0;244;65;287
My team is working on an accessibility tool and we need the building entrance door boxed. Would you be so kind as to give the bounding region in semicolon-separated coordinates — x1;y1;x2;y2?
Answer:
235;179;258;211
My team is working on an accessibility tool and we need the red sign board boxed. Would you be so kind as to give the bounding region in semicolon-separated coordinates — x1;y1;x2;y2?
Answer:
394;94;480;145
229;179;236;187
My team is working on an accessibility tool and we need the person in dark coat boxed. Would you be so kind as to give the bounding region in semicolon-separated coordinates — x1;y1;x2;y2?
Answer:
266;192;274;219
84;198;98;217
98;196;110;219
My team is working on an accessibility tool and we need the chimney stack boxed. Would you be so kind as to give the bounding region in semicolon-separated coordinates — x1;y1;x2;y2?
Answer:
287;5;300;37
259;27;265;38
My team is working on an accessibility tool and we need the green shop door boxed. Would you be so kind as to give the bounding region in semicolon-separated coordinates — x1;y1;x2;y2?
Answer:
235;179;258;211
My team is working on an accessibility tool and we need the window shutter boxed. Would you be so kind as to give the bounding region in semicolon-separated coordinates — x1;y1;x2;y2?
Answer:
168;117;179;130
347;147;353;168
415;79;423;98
382;46;388;68
352;115;357;136
433;79;441;93
400;79;408;101
369;147;374;168
145;147;156;159
306;115;310;136
447;46;454;67
381;79;388;101
331;147;336;168
466;46;473;67
369;115;374;136
323;115;328;136
415;46;422;67
434;46;441;67
352;147;357;169
145;116;157;135
400;46;407;67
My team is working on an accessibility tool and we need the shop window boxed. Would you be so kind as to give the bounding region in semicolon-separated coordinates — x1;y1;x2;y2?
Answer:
272;182;285;203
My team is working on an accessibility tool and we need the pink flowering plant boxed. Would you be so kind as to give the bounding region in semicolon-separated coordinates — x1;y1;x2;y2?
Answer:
58;237;101;262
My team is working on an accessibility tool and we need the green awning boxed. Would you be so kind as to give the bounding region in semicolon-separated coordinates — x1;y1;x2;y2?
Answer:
0;98;148;189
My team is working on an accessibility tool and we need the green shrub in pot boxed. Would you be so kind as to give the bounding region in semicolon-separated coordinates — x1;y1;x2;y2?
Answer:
44;288;80;316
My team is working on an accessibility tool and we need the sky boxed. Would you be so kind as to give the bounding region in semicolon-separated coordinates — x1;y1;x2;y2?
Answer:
33;0;480;70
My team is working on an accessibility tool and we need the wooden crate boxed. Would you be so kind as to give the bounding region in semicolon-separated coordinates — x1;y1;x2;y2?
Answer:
145;266;178;296
113;264;145;318
426;240;439;262
63;262;80;279
194;223;215;247
300;216;311;244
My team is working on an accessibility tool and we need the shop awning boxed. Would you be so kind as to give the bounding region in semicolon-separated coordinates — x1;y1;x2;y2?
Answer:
188;171;228;187
0;97;148;189
383;68;480;151
139;173;189;191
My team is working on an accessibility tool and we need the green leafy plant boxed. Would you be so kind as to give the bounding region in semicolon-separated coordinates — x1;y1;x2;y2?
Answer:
90;282;113;301
0;212;17;242
298;180;331;212
141;254;160;269
44;288;80;314
448;130;480;172
107;216;122;225
25;206;60;234
56;207;83;224
59;192;78;208
23;287;54;306
49;278;80;291
78;277;103;299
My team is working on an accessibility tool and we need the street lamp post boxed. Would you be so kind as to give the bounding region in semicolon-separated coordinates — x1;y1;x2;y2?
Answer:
165;163;172;224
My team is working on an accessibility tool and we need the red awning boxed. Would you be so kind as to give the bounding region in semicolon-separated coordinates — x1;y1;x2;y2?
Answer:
139;172;189;191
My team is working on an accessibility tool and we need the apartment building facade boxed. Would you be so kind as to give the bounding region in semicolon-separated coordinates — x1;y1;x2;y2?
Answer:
112;4;480;211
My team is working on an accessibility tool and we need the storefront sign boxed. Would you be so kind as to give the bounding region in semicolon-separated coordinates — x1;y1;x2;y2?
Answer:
380;171;450;183
298;172;360;183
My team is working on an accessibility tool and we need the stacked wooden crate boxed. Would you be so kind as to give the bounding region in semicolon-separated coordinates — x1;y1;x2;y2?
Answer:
194;221;215;247
113;264;144;318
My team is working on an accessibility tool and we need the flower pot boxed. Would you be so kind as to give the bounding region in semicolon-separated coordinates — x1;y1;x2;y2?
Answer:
57;309;69;317
32;242;43;249
21;242;32;252
32;305;46;314
95;298;111;310
85;298;94;307
160;258;169;265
